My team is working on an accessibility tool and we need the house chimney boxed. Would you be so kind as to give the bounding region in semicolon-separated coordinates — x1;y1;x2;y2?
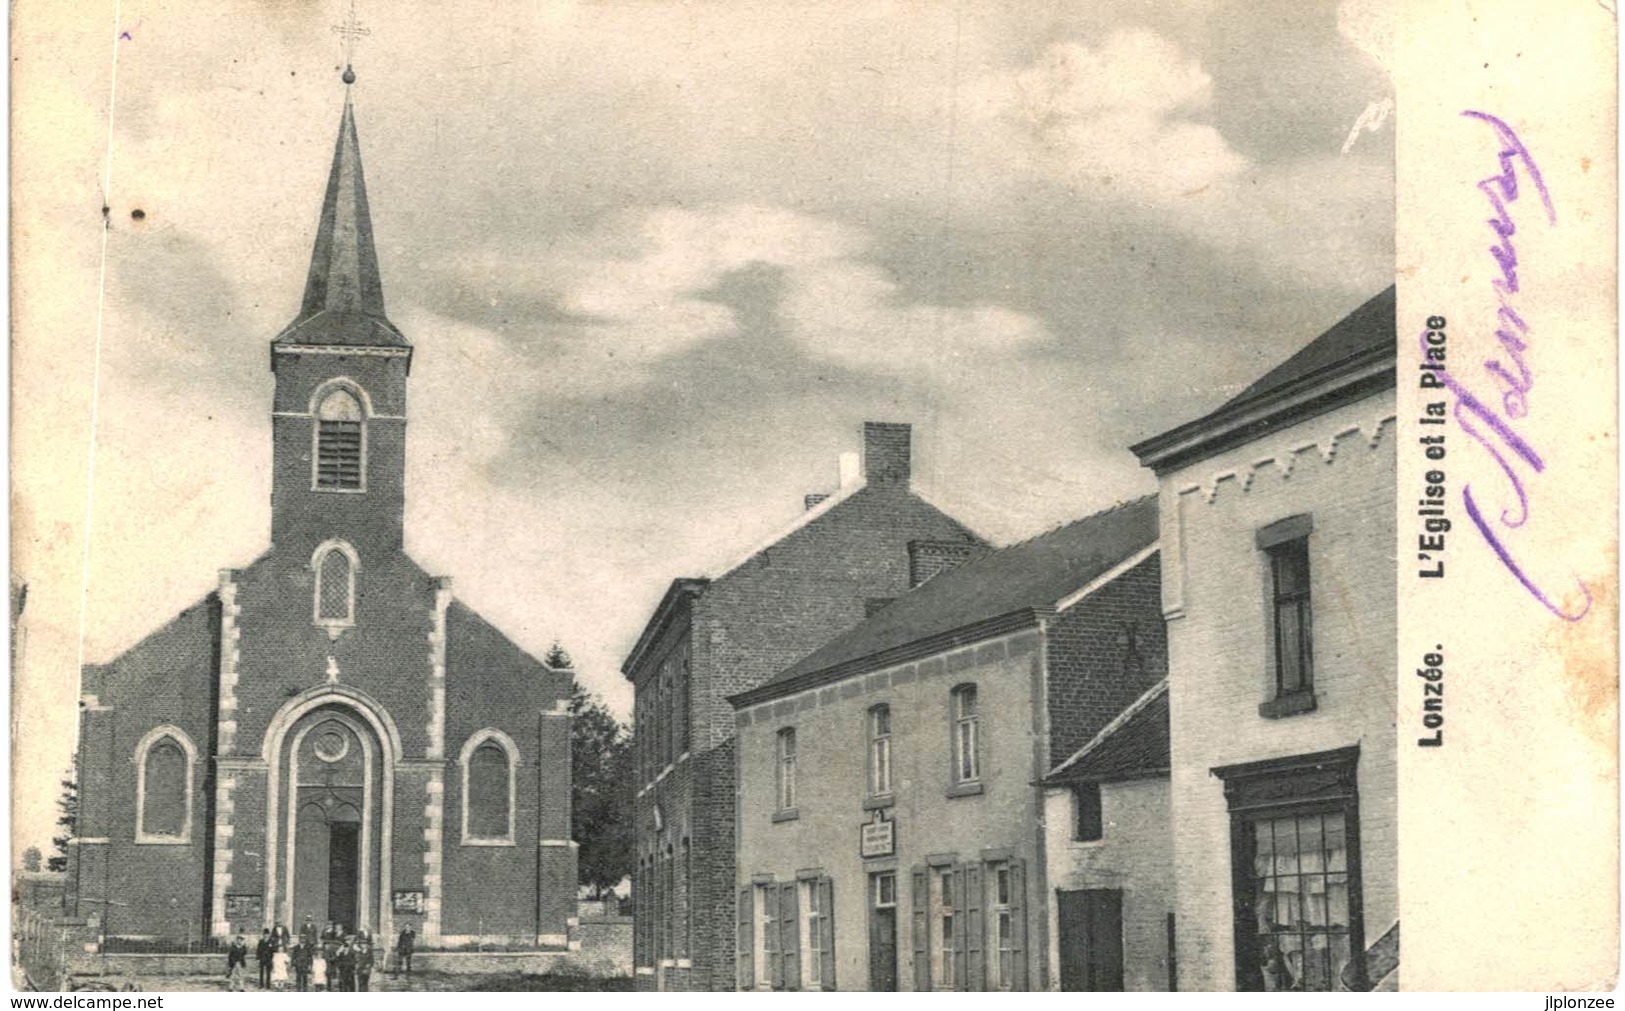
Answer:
863;421;912;485
838;452;861;490
804;493;830;511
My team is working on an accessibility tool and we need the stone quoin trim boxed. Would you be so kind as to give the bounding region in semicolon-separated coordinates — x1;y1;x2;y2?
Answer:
310;539;360;636
132;725;198;845
422;769;445;942
427;577;451;761
459;727;520;846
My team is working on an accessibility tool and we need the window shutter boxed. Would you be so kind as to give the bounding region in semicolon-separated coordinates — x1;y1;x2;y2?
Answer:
819;877;836;990
779;881;800;990
737;887;754;990
964;863;985;991
1009;859;1028;991
951;865;968;991
910;866;930;992
764;883;781;989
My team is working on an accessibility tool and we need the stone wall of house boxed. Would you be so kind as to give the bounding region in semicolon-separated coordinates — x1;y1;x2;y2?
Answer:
1160;391;1397;991
1042;777;1173;992
734;627;1047;991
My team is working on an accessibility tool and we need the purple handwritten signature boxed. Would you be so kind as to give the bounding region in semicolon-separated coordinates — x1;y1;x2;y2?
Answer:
1420;110;1590;621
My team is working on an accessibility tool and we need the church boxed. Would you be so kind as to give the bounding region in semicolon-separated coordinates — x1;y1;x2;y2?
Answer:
63;72;579;950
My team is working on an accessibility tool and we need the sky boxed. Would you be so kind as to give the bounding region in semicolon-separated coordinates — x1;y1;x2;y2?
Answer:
10;0;1393;856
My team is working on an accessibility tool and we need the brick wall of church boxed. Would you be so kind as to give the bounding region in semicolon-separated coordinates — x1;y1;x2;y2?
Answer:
438;603;574;944
70;597;220;940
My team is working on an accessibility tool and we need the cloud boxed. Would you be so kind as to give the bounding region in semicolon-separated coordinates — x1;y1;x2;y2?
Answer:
967;31;1249;202
442;203;1048;389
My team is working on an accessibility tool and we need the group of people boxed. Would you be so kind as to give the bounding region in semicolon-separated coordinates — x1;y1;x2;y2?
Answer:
224;919;417;992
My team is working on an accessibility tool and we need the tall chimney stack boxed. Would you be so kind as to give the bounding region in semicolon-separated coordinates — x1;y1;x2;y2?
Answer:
863;422;912;485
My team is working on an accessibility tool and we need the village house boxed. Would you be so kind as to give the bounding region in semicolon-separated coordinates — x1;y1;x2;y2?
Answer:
728;495;1165;992
1129;286;1398;991
63;80;578;950
1039;677;1173;991
622;422;986;991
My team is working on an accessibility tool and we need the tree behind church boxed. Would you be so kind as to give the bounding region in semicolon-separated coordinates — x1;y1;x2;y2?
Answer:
550;644;634;900
47;770;77;873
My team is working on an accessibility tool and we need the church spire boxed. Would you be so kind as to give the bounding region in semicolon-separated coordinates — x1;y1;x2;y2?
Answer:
276;65;408;353
300;86;385;321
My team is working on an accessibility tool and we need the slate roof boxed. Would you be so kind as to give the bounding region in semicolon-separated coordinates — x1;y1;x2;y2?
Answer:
1043;679;1170;784
275;92;409;351
1217;285;1395;415
735;495;1158;704
1131;286;1394;473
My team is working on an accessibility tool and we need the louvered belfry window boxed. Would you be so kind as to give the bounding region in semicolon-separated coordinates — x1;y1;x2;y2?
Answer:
315;388;364;490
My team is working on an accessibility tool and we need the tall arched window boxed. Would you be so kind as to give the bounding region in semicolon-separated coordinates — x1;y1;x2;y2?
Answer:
311;540;359;632
314;386;366;491
134;726;197;843
460;729;517;845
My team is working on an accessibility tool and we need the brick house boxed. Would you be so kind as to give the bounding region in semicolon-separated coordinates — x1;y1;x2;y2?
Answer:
1130;286;1397;991
621;422;985;991
1040;678;1173;991
728;495;1165;992
63;83;577;949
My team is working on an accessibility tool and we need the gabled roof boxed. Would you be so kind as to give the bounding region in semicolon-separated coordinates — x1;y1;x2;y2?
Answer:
732;495;1158;706
1043;679;1169;784
275;89;410;354
1131;286;1394;474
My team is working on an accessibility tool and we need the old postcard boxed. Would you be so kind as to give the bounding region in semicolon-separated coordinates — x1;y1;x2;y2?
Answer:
7;0;1617;995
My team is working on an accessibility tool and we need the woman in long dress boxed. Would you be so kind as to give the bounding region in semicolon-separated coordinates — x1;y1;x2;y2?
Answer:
270;939;291;990
310;945;328;991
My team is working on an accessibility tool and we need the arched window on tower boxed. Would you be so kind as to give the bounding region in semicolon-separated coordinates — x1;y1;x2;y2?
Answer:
135;726;197;843
314;386;365;491
312;541;359;632
461;729;517;845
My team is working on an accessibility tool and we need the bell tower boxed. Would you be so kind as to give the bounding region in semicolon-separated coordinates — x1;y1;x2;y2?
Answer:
269;70;412;559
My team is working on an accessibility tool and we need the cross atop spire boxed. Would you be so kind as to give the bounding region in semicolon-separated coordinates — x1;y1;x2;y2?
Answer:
332;0;370;81
275;85;409;352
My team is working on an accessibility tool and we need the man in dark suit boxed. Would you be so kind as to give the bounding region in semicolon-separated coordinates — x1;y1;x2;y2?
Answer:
255;929;274;989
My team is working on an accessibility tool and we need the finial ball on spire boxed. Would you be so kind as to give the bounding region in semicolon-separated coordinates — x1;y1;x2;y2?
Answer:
342;65;356;84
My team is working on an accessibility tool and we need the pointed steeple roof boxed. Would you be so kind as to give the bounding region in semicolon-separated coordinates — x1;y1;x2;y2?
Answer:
276;84;410;351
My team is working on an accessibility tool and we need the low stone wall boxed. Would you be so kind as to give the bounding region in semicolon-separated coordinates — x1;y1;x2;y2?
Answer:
67;954;222;978
567;916;632;976
67;918;634;981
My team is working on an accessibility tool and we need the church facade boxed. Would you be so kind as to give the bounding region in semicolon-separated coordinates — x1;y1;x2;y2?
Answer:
63;84;578;949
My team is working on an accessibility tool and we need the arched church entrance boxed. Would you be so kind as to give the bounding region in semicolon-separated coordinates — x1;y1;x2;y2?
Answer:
277;708;383;935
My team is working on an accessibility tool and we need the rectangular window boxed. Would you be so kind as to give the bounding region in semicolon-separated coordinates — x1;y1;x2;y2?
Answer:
934;870;955;988
802;880;822;988
874;871;896;908
869;705;892;796
753;883;774;989
991;864;1014;988
776;728;797;812
1268;538;1313;696
1251;812;1353;991
1074;783;1103;842
952;686;979;783
1215;746;1366;992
